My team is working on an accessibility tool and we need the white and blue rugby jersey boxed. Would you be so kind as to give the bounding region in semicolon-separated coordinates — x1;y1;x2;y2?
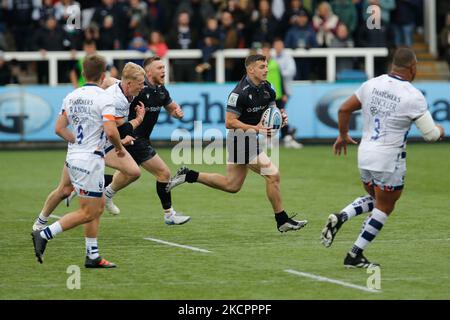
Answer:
105;80;132;120
355;74;428;172
61;84;115;155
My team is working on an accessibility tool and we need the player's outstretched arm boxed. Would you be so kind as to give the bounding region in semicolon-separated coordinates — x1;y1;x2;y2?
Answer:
55;114;75;143
333;95;361;155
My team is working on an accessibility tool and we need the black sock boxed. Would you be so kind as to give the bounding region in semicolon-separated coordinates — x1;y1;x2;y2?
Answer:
104;174;113;187
156;181;172;210
186;170;199;183
281;125;288;139
274;211;288;225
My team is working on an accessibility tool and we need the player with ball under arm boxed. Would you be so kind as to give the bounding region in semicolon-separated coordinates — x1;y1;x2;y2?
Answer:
166;54;308;233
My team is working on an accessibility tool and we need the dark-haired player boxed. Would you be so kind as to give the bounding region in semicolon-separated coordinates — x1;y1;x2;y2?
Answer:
321;47;445;268
166;54;308;232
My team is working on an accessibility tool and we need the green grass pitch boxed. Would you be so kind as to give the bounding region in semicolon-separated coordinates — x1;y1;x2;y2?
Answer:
0;144;449;299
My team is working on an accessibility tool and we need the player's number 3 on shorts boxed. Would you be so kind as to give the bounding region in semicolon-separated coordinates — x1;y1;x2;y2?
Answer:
76;125;84;144
371;118;381;141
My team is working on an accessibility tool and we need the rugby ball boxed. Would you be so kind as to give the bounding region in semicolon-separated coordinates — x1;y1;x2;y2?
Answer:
261;107;282;130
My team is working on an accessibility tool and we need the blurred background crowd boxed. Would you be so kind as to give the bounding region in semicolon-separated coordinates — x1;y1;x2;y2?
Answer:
0;0;449;85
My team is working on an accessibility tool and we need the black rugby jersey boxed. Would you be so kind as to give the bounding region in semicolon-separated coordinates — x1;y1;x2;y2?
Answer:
129;81;172;139
226;76;276;126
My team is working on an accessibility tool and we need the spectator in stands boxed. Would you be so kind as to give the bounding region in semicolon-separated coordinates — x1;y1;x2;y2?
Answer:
0;52;19;85
174;0;216;37
248;0;280;48
54;0;82;51
128;34;147;65
331;0;358;35
312;1;340;48
439;12;450;73
284;10;317;80
167;11;199;82
32;0;61;28
362;0;396;26
98;15;119;50
261;42;287;116
271;38;303;149
219;10;240;81
92;0;129;49
145;0;168;34
8;0;35;51
91;0;116;28
329;23;355;73
33;17;66;84
280;0;311;36
55;0;81;28
392;0;420;48
330;23;354;48
0;33;5;52
357;6;390;75
225;0;250;48
128;34;147;53
284;9;317;49
147;31;168;58
70;40;118;88
80;23;100;49
78;0;102;9
357;5;389;48
197;17;223;82
128;0;150;40
0;6;6;50
273;38;297;96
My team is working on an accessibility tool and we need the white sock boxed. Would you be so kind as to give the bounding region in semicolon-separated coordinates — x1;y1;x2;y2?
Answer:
340;195;375;222
36;212;49;225
351;208;388;255
40;221;63;240
104;185;116;199
164;207;174;217
85;237;99;259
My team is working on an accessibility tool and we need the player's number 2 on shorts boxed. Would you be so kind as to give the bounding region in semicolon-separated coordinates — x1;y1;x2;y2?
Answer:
371;118;381;141
76;125;84;144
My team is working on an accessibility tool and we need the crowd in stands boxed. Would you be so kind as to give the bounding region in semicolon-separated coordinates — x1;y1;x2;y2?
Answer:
0;0;447;84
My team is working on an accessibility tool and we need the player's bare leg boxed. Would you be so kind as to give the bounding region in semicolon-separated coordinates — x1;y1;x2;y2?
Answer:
140;155;190;225
249;152;308;232
197;164;248;193
166;163;249;193
32;165;73;231
103;149;141;214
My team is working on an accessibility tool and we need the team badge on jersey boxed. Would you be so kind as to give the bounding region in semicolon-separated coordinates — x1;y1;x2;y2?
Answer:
227;93;239;107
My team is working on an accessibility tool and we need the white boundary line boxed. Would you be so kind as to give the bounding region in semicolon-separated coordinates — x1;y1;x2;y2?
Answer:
284;269;382;293
144;237;212;253
49;214;61;219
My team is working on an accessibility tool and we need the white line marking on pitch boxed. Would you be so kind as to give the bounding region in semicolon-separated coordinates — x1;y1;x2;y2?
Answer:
49;214;61;219
284;269;382;293
144;237;212;253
